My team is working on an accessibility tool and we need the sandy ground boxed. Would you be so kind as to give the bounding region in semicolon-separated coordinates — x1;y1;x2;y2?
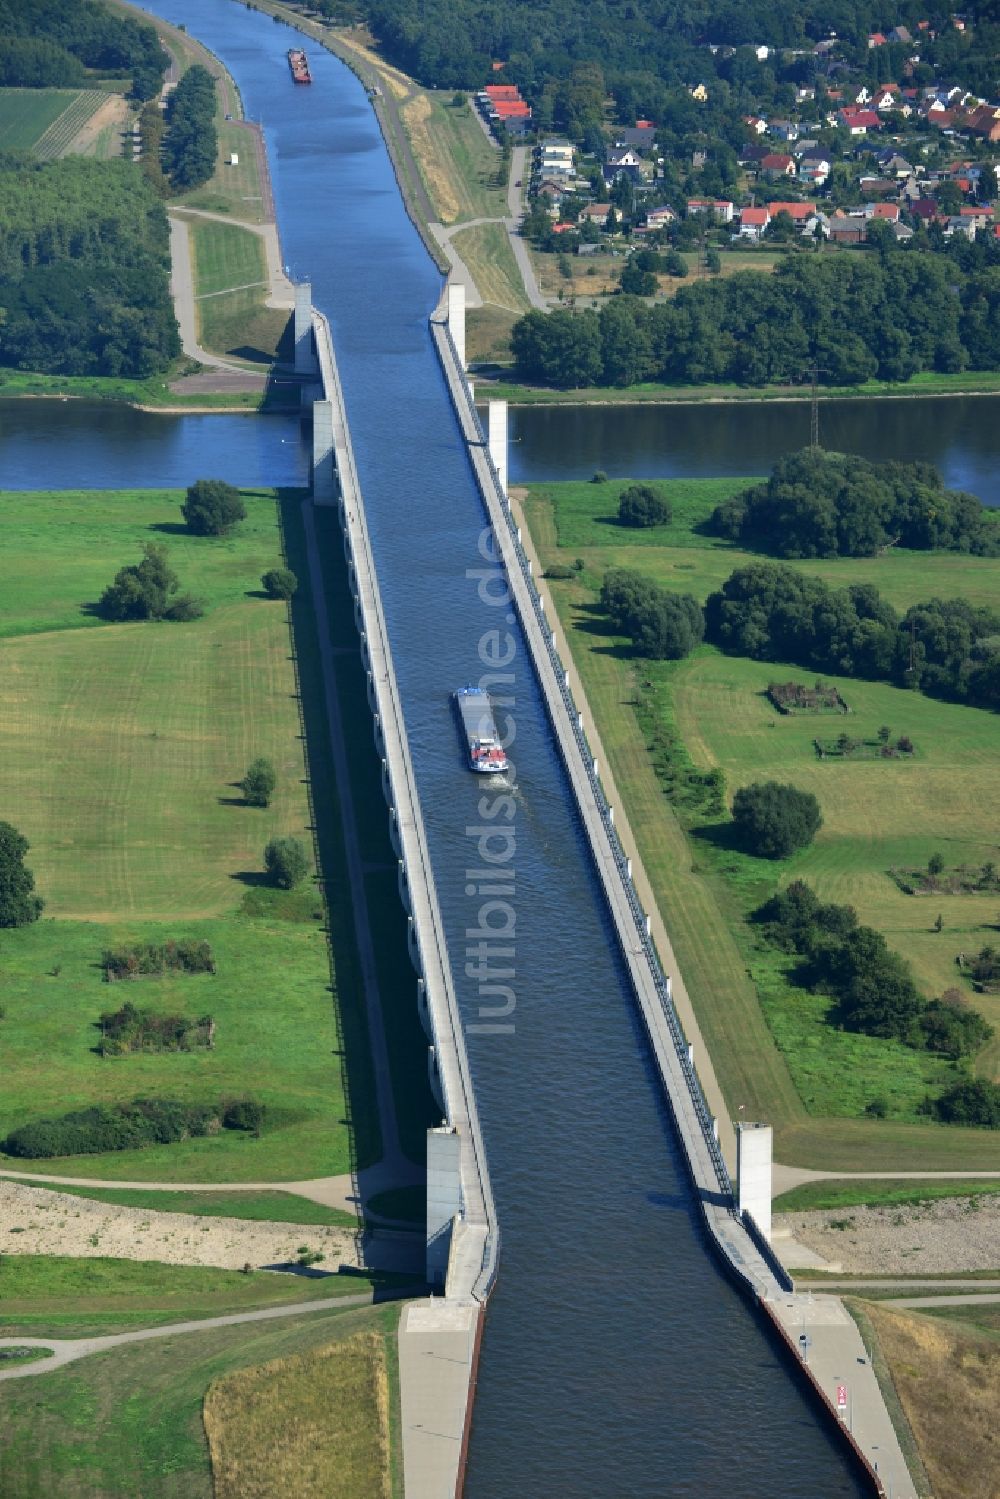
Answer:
775;1194;1000;1275
66;95;128;157
0;1180;360;1272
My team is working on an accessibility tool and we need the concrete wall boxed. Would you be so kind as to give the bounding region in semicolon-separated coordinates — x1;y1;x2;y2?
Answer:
737;1123;773;1241
488;400;508;496
447;281;466;369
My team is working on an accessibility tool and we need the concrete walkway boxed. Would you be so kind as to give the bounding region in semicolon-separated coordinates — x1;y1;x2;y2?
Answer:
0;1289;406;1384
428;147;546;314
398;1299;477;1499
168;214;247;372
769;1293;917;1499
170;205;295;310
876;1291;1000;1309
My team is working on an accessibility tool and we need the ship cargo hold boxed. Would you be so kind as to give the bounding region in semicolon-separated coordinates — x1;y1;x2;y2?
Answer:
453;687;508;773
287;48;311;83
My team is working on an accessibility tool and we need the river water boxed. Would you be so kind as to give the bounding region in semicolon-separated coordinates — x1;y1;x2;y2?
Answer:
4;5;869;1492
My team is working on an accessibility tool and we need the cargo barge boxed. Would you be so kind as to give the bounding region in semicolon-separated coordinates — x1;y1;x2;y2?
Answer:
453;687;508;774
287;48;311;84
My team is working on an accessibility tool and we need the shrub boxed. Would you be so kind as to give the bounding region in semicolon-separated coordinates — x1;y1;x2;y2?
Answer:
101;940;215;981
241;757;277;809
98;543;200;623
261;567;298;600
224;1098;266;1133
264;836;309;889
2;1098;227;1158
919;993;993;1058
0;822;43;928
731;781;822;859
545;563;577;579
97;1003;214;1056
181;479;246;537
617;484;671;529
591;470;608;484
926;1078;1000;1128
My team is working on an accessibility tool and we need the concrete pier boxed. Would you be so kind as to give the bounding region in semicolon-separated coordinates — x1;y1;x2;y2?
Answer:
447;281;466;369
487;400;508;496
737;1122;773;1242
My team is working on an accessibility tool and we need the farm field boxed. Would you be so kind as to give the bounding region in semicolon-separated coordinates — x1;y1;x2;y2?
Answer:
521;476;1000;1167
0;87;108;156
0;1297;403;1499
0;487;382;1181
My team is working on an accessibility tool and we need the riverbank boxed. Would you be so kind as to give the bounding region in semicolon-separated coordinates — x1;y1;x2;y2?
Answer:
481;368;1000;406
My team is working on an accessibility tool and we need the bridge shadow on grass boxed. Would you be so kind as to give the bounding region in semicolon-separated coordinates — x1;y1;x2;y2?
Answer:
275;490;435;1196
231;870;271;888
147;521;191;537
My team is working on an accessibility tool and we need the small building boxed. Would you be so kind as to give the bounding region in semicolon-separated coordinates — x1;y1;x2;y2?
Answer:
737;205;770;240
759;152;796;178
686;197;735;222
228;152;239;166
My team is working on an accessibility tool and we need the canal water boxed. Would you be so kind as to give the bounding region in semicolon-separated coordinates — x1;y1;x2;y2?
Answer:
6;5;869;1492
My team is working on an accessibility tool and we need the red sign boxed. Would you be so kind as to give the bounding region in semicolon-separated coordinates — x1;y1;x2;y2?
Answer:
836;1385;848;1410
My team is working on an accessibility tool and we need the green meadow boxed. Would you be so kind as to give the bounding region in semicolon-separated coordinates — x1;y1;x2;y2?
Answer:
0;488;380;1180
523;476;1000;1168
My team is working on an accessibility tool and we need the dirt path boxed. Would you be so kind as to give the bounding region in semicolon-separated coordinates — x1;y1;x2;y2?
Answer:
0;1288;412;1383
776;1194;1000;1275
773;1164;1000;1198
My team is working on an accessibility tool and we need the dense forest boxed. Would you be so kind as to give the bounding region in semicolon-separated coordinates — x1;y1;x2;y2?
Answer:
0;0;166;99
0;159;179;378
712;450;1000;558
358;0;999;113
510;249;1000;389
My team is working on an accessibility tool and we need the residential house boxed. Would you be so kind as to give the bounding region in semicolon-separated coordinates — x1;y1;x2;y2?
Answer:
644;205;677;228
614;125;657;148
858;176;898;198
838;109;882;135
745;115;768;135
687;197;735;222
690;83;709;102
579;203;612;224
892;221;914;241
737;205;770;239
888;25;912;44
796;86;817;103
739;143;771;165
766;200;817;223
963;105;1000;142
827;212;867;244
759;152;796;178
867;31;887;47
910;197;940;220
798;149;832;185
603;147;645;184
846;85;873;106
943;214;976;239
867;202;901;221
873;86;902;111
875;149;914;177
769;119;800;142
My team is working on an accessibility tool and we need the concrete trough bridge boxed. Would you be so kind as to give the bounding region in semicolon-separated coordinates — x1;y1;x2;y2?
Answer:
294;279;909;1499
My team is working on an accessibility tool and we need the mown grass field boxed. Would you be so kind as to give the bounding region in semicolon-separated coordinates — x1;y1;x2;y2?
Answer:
523;476;1000;1167
0;1255;391;1339
450;221;530;314
0;487;381;1181
204;1329;391;1499
191;220;266;297
0;1297;403;1499
179;124;266;224
12;1183;358;1227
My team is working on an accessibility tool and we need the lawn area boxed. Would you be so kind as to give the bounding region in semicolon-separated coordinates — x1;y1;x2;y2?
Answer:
204;1328;391;1499
485;367;1000;405
0;88;96;152
522;476;1000;1168
190;220;266;298
178;124;266;224
0;1297;403;1498
403;93;507;225
11;1183;358;1228
466;305;521;365
775;1179;1000;1213
0;486;382;1180
0;1255;393;1339
450;221;530;313
0;365;266;410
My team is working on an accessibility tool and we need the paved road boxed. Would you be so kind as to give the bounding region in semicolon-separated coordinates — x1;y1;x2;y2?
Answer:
773;1164;1000;1198
798;1278;1000;1291
876;1292;1000;1309
0;1289;417;1384
506;144;547;310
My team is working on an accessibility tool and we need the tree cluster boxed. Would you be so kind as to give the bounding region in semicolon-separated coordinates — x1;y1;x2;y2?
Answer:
510;253;1000;391
712;450;999;560
98;544;202;623
0;159;179;379
97;1003;214;1057
705;563;1000;710
264;837;309;890
755;881;993;1056
0;0;166;99
601;568;703;660
182;479;246;537
618;484;671;529
0;821;43;928
731;781;821;858
926;1078;1000;1129
163;64;219;192
2;1095;264;1159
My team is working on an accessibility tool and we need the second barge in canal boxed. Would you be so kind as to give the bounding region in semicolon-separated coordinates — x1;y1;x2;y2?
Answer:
287;48;311;83
453;686;508;774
